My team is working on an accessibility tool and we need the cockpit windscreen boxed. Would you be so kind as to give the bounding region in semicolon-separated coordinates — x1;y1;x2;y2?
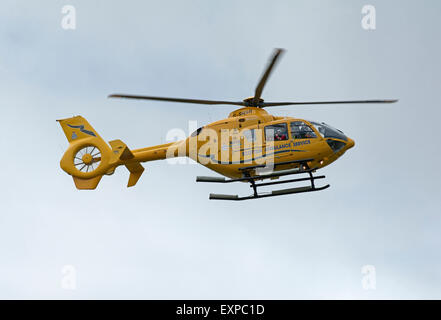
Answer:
310;122;347;141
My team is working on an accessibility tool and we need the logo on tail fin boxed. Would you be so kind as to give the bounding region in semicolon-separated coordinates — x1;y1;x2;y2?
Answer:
67;124;96;137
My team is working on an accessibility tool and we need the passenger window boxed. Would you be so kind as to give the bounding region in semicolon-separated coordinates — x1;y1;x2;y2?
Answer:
290;121;317;139
265;123;288;141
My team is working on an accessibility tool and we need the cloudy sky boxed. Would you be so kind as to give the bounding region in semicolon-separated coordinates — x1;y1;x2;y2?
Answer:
0;0;440;299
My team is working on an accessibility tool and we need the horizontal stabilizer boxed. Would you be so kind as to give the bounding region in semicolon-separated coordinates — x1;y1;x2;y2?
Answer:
109;139;144;187
109;139;135;161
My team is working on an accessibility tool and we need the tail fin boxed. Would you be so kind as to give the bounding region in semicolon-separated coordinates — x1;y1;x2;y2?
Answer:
57;116;103;143
57;116;144;189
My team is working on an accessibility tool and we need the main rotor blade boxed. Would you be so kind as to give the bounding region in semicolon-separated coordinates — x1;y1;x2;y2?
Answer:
262;99;398;107
253;48;285;106
108;94;245;106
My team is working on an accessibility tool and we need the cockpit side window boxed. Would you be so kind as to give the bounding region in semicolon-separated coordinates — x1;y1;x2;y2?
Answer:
265;123;288;141
290;121;317;139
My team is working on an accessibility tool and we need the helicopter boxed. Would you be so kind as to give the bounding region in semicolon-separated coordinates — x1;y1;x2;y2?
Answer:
57;48;397;200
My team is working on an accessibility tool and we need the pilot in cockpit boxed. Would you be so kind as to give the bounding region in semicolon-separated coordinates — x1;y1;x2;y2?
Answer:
275;128;287;141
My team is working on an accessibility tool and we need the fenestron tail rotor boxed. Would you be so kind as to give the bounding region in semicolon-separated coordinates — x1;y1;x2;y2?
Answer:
108;48;398;108
73;145;102;173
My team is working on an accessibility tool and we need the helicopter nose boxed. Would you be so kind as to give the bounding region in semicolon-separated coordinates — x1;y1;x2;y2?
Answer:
347;138;355;149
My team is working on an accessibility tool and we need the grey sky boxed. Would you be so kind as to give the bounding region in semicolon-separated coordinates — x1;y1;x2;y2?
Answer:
0;0;440;299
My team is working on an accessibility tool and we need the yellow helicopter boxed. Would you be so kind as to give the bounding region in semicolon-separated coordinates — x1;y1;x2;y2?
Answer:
57;49;397;200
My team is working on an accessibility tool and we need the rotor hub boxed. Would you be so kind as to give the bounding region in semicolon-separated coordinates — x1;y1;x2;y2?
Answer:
243;97;264;107
82;153;93;165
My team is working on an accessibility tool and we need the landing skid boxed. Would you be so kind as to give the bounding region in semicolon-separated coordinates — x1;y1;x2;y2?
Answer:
196;164;330;201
